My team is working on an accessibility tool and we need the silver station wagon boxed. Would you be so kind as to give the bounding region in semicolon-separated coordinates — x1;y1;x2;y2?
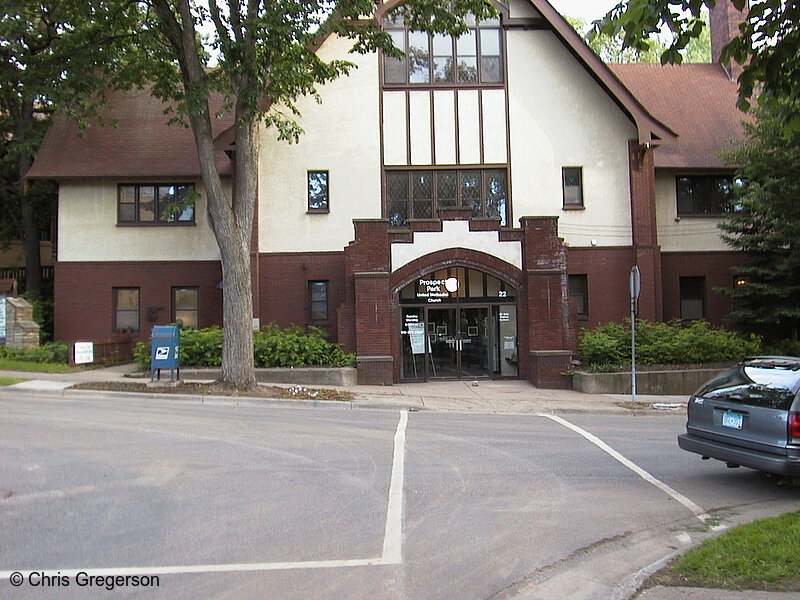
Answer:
678;356;800;477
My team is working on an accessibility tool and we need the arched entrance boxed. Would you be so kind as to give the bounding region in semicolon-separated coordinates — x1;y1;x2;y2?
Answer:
398;266;518;381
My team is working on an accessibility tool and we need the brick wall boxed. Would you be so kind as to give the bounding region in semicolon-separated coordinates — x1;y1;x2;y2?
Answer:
54;261;222;344
258;252;345;341
661;251;744;326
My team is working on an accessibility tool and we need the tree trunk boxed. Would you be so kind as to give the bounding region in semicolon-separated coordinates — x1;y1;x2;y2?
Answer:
17;100;42;296
152;0;258;390
216;118;259;390
185;103;258;391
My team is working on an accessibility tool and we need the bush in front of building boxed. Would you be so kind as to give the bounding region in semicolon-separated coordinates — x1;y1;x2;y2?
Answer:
578;319;762;370
133;324;355;370
253;323;354;368
0;342;69;364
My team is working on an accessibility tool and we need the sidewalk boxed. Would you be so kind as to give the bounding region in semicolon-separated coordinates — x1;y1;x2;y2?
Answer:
0;363;688;415
2;364;794;600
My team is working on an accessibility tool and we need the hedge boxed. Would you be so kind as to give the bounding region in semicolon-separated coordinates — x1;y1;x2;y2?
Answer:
0;342;69;364
578;319;762;369
134;324;355;370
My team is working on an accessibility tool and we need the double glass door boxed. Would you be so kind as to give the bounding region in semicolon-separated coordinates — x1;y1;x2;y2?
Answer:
427;307;490;379
401;305;517;381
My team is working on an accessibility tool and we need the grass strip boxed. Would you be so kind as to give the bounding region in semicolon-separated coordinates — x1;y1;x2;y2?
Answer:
0;358;74;373
659;510;800;591
0;377;26;386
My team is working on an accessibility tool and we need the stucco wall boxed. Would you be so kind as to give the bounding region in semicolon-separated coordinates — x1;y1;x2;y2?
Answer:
58;180;221;262
655;171;730;252
258;35;381;254
506;30;637;247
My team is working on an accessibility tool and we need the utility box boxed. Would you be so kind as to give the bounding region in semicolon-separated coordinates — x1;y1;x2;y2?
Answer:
150;325;181;381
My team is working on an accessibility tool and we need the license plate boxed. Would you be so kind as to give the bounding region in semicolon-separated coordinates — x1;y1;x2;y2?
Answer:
722;412;744;429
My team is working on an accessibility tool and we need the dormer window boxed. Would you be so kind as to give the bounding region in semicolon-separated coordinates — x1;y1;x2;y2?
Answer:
383;15;503;86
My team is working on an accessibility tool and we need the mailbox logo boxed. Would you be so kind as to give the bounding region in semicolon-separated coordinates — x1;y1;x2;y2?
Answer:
155;346;170;360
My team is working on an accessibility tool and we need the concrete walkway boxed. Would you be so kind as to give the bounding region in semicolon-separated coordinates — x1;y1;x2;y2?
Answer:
0;364;794;600
0;364;687;414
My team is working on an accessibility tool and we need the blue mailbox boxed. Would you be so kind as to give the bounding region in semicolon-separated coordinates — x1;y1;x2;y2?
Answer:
150;325;181;381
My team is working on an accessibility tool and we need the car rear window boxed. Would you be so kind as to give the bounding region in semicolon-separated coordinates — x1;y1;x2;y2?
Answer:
696;365;800;410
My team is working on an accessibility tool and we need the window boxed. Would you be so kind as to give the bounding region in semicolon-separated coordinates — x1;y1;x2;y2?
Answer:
680;276;705;320
173;287;199;330
383;15;503;86
114;288;139;333
568;275;588;317
676;175;734;216
118;184;195;225
562;167;583;208
309;281;329;321
307;171;329;212
386;169;508;228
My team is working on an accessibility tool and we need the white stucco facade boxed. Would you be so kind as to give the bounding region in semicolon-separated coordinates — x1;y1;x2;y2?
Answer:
506;30;637;247
655;171;729;252
258;34;381;254
391;220;523;271
57;180;221;262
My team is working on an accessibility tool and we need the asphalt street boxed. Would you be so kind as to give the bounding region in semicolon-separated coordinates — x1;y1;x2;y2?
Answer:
1;390;799;600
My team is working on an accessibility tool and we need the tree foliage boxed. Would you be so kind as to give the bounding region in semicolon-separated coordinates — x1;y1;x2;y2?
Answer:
568;12;710;64
0;0;143;293
719;101;800;342
595;0;800;131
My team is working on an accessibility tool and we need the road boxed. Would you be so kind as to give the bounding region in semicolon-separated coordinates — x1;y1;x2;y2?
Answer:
1;390;798;599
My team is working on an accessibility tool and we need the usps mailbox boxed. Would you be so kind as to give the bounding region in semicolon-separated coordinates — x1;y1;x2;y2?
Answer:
150;325;181;381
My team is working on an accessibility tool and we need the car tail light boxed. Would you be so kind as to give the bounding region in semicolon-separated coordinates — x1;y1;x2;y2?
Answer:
789;412;800;444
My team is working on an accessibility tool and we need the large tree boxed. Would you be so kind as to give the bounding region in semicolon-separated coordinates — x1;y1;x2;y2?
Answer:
719;101;800;342
595;0;800;130
133;0;495;390
0;0;142;294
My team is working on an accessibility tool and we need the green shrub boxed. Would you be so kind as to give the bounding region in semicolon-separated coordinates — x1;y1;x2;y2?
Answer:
765;339;800;357
0;342;68;364
578;319;761;368
134;324;355;370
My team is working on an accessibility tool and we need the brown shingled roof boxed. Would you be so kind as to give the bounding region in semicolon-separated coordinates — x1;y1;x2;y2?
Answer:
610;63;749;169
26;87;234;179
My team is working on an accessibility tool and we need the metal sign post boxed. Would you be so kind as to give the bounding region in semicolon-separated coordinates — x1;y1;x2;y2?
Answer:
629;266;641;403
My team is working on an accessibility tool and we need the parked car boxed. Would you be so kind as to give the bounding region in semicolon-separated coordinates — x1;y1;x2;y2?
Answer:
678;356;800;477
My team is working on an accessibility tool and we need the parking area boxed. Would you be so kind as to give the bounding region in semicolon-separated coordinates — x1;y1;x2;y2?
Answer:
2;392;799;599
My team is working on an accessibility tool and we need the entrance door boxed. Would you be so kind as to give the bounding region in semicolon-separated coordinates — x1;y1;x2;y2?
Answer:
428;307;490;379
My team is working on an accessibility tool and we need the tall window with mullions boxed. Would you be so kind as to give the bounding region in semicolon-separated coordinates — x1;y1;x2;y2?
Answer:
386;169;508;228
383;14;503;86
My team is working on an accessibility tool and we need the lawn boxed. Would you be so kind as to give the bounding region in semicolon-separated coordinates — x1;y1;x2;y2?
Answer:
0;358;74;373
0;376;26;386
652;510;800;591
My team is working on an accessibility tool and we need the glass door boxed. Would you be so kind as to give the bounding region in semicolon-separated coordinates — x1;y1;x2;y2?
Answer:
427;306;490;379
428;308;459;378
457;306;490;378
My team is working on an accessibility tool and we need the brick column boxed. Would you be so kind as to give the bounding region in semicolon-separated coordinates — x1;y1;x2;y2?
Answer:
628;140;663;322
340;219;394;385
521;217;573;388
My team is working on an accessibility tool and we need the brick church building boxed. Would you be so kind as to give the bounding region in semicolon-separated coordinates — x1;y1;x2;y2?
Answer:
27;0;749;387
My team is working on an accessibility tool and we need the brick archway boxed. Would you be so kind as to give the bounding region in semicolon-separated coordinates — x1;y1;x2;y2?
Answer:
390;248;524;293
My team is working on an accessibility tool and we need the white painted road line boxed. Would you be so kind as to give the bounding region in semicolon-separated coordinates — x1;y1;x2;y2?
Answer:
539;413;713;524
0;411;410;580
382;410;408;564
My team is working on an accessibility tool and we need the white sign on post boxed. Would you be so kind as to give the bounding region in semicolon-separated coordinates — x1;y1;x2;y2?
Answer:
74;342;94;365
408;322;426;355
629;266;641;403
0;296;6;341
